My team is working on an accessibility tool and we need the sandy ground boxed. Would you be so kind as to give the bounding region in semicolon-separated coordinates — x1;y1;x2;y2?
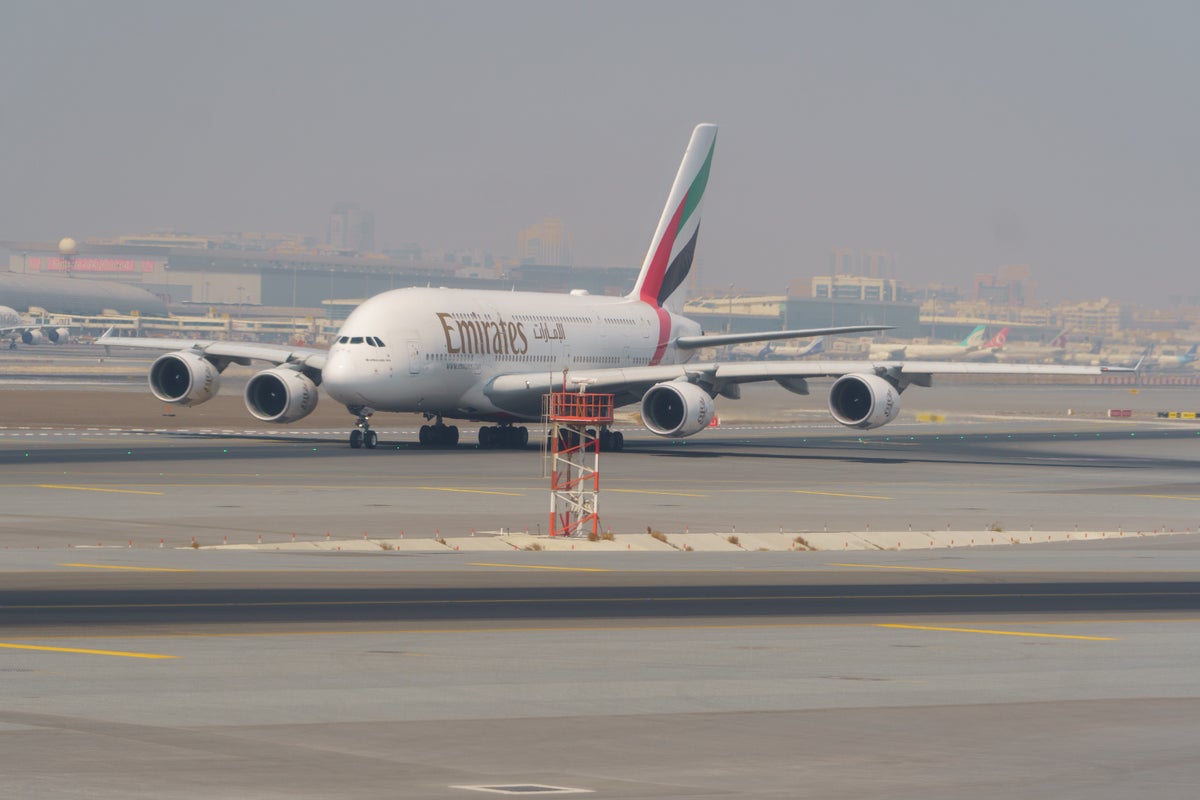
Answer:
0;389;380;429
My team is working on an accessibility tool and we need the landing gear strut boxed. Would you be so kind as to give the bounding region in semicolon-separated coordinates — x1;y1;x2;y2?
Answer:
418;416;459;447
478;424;529;449
348;408;378;449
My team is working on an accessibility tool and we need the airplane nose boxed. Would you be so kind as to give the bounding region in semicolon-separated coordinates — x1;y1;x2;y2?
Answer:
321;349;365;405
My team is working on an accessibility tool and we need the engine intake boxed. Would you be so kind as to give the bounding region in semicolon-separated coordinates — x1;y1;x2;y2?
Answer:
149;351;221;406
640;381;715;437
245;367;319;423
20;330;44;345
828;373;900;430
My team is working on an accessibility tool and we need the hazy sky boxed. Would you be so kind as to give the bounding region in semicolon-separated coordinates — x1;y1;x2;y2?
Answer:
2;1;1197;305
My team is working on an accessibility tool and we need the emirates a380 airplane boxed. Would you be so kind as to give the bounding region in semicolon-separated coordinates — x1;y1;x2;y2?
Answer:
100;124;1125;450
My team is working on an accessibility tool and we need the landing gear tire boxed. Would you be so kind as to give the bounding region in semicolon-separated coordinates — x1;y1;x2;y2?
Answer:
349;407;376;451
478;425;529;449
596;429;624;452
420;422;459;447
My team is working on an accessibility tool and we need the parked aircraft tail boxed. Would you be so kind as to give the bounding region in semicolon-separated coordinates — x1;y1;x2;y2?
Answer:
982;327;1009;349
959;324;987;348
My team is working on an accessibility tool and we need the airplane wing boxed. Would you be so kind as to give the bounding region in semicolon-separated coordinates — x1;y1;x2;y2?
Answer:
674;324;889;350
96;330;328;371
484;359;1130;417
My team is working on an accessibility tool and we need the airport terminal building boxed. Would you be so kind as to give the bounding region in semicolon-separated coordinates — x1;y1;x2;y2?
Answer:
3;236;638;311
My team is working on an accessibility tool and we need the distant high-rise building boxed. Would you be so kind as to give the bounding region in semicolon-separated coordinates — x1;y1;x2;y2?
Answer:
975;265;1034;306
328;203;375;253
828;248;898;278
518;217;573;266
812;275;900;302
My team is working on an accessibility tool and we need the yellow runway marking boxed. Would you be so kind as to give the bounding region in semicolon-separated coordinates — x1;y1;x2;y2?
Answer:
468;562;611;572
0;642;177;659
59;563;193;573
793;489;893;500
610;488;707;498
37;484;163;496
830;563;978;573
1136;494;1200;502
417;487;524;497
878;624;1115;641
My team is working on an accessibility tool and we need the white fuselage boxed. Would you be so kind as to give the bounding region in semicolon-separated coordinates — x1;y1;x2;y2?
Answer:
869;343;976;360
321;287;701;421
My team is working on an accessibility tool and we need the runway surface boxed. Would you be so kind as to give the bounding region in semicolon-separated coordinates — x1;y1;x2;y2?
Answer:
1;404;1197;547
3;555;1200;799
2;373;1199;798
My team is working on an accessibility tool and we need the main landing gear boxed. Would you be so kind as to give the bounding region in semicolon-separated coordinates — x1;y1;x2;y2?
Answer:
478;424;529;449
348;408;378;449
547;427;625;452
599;428;625;452
419;417;459;447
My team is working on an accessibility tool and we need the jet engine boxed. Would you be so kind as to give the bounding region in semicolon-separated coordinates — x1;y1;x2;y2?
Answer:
640;381;716;437
827;373;900;430
47;327;70;343
244;367;319;423
20;330;44;345
149;351;221;406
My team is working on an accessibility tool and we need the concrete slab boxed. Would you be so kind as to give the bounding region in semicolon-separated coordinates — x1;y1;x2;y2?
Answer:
669;533;749;552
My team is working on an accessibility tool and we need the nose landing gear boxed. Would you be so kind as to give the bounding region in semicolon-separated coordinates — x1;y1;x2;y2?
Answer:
348;407;378;449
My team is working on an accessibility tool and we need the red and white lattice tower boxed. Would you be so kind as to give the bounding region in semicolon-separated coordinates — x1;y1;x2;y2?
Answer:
544;391;613;537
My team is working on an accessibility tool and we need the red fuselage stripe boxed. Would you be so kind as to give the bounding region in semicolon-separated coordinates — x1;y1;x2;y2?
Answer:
639;193;687;306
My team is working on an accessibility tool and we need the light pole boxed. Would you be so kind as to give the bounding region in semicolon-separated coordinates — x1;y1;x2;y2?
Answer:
727;282;735;333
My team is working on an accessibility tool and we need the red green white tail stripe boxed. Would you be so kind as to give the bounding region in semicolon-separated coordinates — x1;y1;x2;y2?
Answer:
631;124;717;311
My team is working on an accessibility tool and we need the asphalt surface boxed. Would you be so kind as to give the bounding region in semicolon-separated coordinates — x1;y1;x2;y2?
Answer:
1;367;1199;798
4;569;1200;631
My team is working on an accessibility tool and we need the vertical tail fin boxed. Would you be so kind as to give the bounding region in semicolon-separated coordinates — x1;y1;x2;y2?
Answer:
982;327;1009;349
960;325;987;347
629;124;718;311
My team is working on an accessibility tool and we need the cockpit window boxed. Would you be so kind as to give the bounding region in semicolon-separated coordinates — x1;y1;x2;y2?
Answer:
338;336;349;344
374;337;386;347
366;337;378;347
349;336;364;344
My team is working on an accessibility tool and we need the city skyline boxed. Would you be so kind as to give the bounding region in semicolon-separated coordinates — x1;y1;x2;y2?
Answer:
2;2;1197;307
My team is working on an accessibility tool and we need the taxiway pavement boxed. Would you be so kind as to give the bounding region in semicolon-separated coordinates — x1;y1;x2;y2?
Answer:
1;375;1199;798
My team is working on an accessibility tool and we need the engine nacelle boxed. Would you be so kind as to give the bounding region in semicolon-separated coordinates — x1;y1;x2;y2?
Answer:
828;373;900;430
48;327;70;343
149;351;221;406
640;381;716;437
20;330;44;345
244;367;319;423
